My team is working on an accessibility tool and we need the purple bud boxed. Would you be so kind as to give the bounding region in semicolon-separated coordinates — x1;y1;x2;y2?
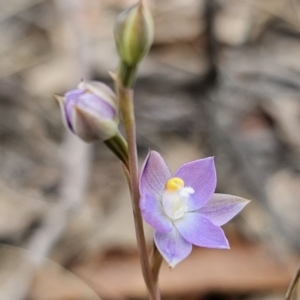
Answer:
55;81;119;142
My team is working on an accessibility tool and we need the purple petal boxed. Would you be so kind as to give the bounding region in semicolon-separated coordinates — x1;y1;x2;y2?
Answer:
77;93;116;120
83;81;117;105
140;192;172;232
154;227;192;268
198;193;249;226
65;88;85;98
73;106;117;142
175;212;229;249
174;157;216;211
64;89;85;131
55;94;71;132
139;151;172;199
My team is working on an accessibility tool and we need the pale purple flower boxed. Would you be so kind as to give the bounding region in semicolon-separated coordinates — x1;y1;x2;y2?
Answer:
55;81;119;142
140;151;249;268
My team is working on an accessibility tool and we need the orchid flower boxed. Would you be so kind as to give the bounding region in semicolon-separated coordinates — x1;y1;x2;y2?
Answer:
140;151;249;268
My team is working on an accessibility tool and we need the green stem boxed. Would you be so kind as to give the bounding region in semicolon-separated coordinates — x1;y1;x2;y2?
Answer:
151;242;163;300
118;83;158;300
104;132;129;169
285;262;300;300
120;61;137;88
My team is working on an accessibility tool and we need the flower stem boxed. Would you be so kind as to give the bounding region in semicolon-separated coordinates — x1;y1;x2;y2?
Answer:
104;131;129;169
117;81;158;300
119;62;137;88
151;242;163;299
285;261;300;300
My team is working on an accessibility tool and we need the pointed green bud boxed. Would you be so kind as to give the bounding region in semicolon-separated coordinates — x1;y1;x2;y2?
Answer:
114;0;154;67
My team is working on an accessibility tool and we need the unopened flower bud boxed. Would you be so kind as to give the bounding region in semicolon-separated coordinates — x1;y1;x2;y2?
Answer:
114;1;154;67
55;81;119;142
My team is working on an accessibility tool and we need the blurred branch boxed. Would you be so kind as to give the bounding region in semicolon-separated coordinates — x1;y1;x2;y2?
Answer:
241;0;300;31
0;0;94;299
291;0;300;24
197;90;296;257
0;0;47;22
285;261;300;300
203;0;218;87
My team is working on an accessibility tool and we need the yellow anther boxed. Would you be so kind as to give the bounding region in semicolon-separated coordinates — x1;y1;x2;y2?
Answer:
165;177;184;191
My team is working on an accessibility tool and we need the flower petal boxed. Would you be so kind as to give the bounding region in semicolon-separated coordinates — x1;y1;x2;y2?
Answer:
73;106;117;142
139;151;172;198
55;94;72;132
64;89;84;130
77;93;116;120
175;212;229;249
198;194;250;226
140;192;173;232
65;88;84;99
82;81;117;107
174;157;216;211
154;227;192;268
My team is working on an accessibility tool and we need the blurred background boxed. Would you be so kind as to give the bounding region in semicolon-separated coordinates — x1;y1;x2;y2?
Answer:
0;0;300;299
